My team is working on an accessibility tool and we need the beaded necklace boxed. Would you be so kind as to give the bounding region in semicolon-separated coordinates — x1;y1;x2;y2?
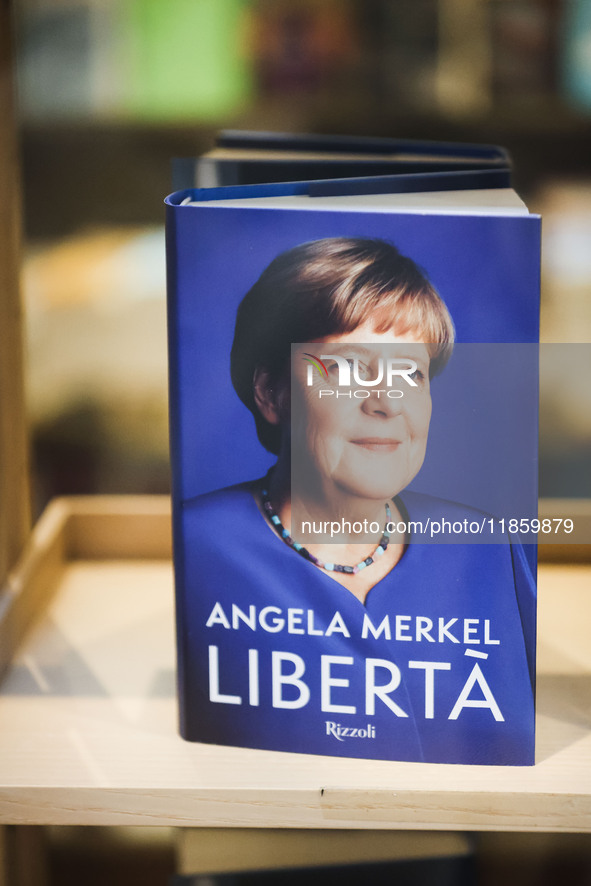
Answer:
261;485;392;575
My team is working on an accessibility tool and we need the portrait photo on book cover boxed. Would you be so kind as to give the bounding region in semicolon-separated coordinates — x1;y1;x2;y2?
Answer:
173;213;539;766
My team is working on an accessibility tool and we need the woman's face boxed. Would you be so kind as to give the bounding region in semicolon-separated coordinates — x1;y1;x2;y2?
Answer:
290;323;432;501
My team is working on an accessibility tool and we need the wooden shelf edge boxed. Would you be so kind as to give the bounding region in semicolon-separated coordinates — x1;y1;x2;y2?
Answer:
61;494;172;560
0;786;588;832
0;499;69;681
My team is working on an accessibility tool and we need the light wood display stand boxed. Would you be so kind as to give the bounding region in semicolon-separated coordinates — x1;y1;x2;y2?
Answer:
0;496;588;880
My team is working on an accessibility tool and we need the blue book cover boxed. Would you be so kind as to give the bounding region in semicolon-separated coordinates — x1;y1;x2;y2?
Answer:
165;170;540;766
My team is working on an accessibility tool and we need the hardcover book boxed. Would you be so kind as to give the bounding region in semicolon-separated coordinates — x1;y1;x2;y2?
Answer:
165;143;539;765
173;128;511;190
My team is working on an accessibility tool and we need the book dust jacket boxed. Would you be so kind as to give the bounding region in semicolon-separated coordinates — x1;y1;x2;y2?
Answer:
165;187;540;765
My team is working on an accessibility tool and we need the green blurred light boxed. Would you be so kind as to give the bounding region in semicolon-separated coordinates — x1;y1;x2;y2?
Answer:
124;0;253;121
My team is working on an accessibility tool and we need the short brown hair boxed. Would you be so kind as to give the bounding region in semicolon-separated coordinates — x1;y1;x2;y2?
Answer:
231;237;454;454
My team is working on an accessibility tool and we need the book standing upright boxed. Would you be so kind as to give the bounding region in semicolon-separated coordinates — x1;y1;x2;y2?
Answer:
166;135;539;765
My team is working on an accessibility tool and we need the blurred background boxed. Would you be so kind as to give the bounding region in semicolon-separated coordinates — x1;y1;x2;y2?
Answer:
13;0;591;515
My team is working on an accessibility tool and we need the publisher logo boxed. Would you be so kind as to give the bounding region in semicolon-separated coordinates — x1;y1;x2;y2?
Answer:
325;721;376;741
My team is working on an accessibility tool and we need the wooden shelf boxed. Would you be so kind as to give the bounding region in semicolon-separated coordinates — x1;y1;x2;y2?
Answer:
0;496;589;831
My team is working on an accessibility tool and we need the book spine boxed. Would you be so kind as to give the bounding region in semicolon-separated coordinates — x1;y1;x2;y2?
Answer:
165;203;190;737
